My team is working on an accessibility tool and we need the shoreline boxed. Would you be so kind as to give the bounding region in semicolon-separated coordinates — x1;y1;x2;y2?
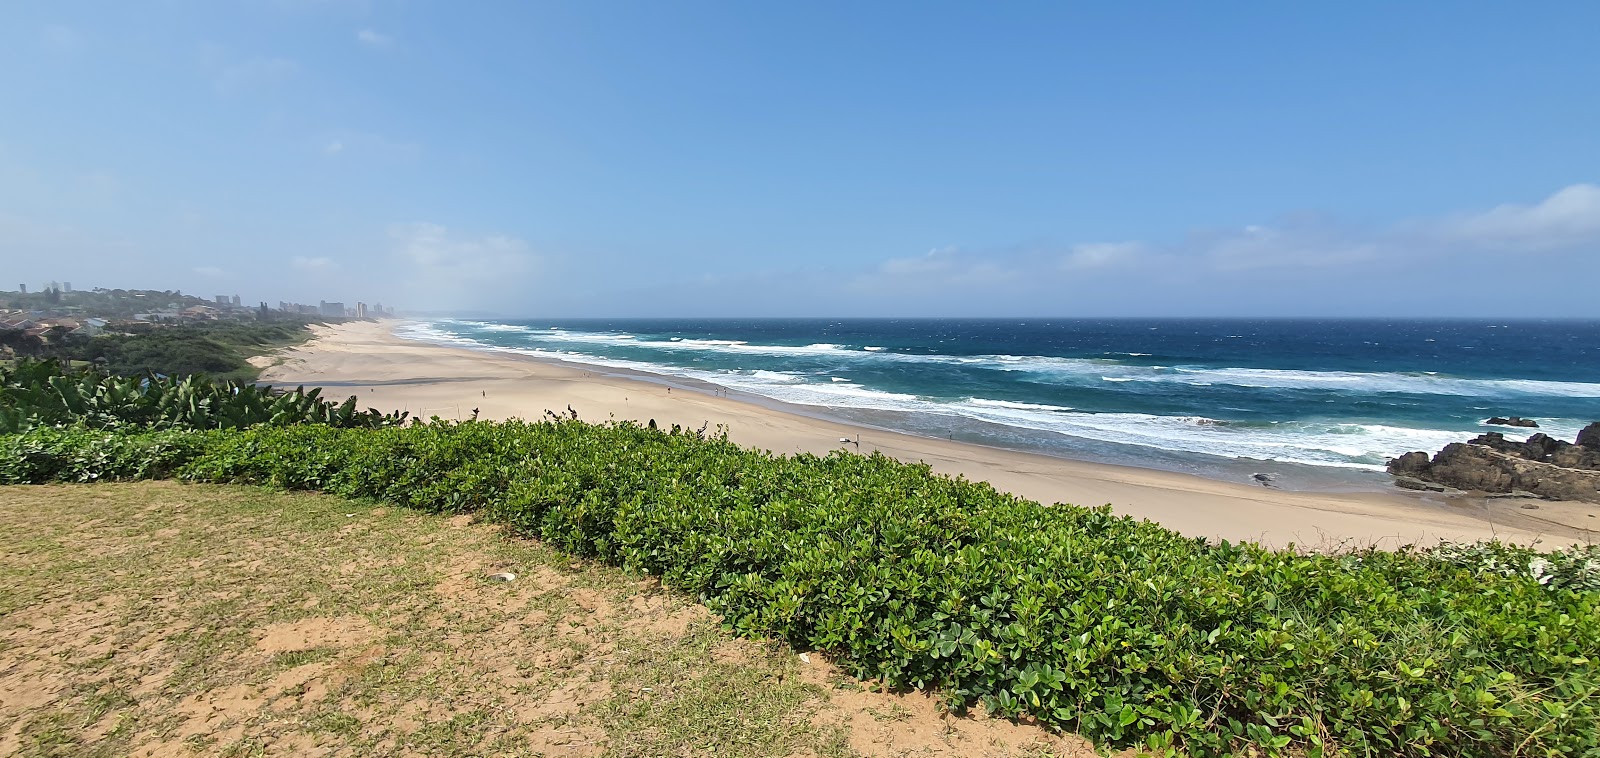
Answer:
256;320;1599;548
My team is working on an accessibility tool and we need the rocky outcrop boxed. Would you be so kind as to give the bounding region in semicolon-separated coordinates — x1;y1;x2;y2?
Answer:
1466;431;1600;469
1485;416;1539;428
1387;423;1600;503
1579;422;1600;450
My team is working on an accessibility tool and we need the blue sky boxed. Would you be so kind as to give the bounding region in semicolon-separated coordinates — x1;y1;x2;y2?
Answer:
2;1;1597;316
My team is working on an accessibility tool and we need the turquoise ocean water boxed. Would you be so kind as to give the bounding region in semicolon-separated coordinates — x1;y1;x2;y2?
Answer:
398;318;1600;491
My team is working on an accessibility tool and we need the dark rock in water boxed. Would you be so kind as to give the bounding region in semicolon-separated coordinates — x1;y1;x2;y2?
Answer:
1388;451;1432;476
1486;416;1539;428
1579;422;1600;450
1251;473;1275;488
1387;421;1600;503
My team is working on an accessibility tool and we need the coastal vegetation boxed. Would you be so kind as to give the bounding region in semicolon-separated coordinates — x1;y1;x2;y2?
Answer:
71;320;323;379
2;320;326;380
2;413;1595;757
0;360;407;434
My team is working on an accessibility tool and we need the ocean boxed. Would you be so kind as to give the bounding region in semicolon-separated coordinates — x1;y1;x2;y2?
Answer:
397;318;1600;492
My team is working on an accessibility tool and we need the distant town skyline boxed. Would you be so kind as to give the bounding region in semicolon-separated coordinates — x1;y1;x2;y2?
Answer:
3;3;1598;317
6;281;392;321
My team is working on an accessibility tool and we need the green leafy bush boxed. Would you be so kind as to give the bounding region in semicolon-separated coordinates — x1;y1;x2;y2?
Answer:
0;427;214;483
0;360;408;433
3;419;1596;756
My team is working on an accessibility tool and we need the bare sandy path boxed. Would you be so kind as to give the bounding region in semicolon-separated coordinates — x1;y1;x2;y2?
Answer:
257;321;1598;548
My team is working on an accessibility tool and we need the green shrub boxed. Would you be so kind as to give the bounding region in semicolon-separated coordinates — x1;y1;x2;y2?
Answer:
3;419;1596;757
0;360;409;433
0;427;214;483
31;319;327;379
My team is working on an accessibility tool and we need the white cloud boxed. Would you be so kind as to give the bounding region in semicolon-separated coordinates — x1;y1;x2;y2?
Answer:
291;256;338;272
851;246;1021;297
215;57;298;93
1190;184;1600;273
879;247;960;276
389;223;537;306
356;29;394;48
1200;224;1381;272
835;184;1600;314
1431;183;1600;251
323;141;345;155
1061;241;1144;270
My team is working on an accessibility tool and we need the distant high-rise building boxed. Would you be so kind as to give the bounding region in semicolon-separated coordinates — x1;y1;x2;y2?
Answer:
231;294;241;306
18;284;25;294
215;295;229;305
356;302;368;318
319;300;345;317
62;282;72;292
47;281;60;292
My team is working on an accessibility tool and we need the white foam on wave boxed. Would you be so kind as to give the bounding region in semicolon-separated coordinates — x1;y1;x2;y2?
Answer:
942;404;1467;471
453;320;536;333
675;338;748;347
533;329;640;345
968;398;1075;412
984;355;1600;398
396;321;497;348
401;321;1594;470
640;337;854;357
747;369;805;384
420;321;1600;400
401;323;919;410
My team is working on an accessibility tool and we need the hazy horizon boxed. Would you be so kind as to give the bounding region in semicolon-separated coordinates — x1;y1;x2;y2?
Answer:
4;3;1598;318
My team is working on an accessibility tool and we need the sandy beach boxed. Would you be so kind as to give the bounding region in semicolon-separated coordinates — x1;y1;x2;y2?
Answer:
256;321;1598;548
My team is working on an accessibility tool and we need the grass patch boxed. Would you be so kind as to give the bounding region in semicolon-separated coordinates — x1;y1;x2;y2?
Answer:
0;482;1084;757
268;647;341;672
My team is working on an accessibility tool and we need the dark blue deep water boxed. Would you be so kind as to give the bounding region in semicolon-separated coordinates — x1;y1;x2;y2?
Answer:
402;319;1600;489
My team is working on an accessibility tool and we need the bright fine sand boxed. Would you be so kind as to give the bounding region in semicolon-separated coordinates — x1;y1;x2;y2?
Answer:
257;321;1599;549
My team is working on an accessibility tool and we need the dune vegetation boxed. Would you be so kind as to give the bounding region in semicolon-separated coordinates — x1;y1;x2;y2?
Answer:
0;360;407;434
2;320;328;381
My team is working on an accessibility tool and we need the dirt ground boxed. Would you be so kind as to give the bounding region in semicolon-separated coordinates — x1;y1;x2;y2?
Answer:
0;482;1108;757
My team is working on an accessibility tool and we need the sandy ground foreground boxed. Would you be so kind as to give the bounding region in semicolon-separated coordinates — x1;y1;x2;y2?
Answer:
256;321;1598;549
